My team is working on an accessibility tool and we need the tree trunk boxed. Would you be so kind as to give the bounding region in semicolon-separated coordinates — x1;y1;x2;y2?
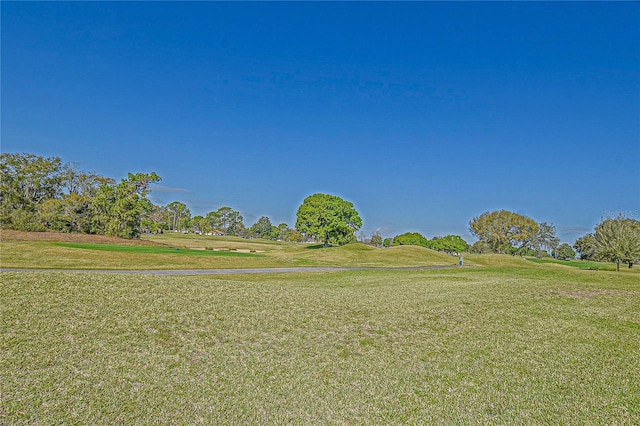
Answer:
616;260;620;272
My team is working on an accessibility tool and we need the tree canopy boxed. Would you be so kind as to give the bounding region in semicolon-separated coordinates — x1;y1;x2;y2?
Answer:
553;243;576;261
392;232;467;254
295;193;362;246
165;201;191;231
1;153;160;238
89;172;161;239
573;233;597;261
594;215;640;271
204;207;244;236
469;210;539;254
531;222;560;258
248;216;273;239
392;232;429;248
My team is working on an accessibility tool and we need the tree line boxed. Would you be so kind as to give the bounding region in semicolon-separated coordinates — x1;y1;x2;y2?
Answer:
146;202;306;243
0;153;357;244
467;209;640;270
2;153;638;269
386;233;468;255
1;153;161;239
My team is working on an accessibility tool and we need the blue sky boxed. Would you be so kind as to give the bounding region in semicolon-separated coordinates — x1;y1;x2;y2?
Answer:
2;1;639;243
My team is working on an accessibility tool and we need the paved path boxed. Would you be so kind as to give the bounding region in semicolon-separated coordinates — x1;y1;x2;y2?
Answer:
0;265;458;276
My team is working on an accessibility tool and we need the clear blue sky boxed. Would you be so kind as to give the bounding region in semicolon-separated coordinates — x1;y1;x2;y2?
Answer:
2;1;639;243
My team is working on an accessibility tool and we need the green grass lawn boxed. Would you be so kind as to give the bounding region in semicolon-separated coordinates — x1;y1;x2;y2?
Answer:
2;265;639;424
527;257;620;271
1;236;461;270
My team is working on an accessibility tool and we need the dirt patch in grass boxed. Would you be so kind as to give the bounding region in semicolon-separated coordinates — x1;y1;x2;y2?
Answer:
0;229;164;246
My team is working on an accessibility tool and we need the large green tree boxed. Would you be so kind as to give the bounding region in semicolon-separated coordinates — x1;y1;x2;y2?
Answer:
205;207;244;236
165;201;191;231
38;193;96;233
90;172;161;239
249;216;273;239
1;153;113;232
553;243;576;261
295;193;362;246
469;210;539;254
55;170;114;233
275;223;291;241
189;215;206;234
594;215;640;271
532;222;560;258
573;233;597;261
392;232;467;254
1;153;67;228
436;235;468;254
392;232;429;247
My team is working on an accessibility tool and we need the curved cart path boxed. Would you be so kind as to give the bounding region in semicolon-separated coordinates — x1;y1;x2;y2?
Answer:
1;265;459;276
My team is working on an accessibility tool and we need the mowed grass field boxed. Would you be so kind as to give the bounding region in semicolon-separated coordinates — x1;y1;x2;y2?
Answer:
0;230;461;269
1;231;639;424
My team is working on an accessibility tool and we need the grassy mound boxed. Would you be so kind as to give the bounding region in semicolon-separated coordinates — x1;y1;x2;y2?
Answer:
1;232;459;270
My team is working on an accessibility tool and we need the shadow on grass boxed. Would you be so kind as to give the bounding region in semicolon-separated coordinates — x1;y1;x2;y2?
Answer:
305;244;334;250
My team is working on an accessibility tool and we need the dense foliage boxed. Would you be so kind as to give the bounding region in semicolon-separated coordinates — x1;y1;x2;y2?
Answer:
573;233;597;260
391;232;468;255
569;216;640;271
553;243;577;261
295;193;362;246
1;153;158;238
469;210;539;254
392;232;430;248
594;215;640;271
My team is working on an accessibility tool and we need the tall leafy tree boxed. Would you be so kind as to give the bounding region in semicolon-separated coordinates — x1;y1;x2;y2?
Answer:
52;169;113;233
249;216;273;239
165;201;191;231
205;207;244;236
392;232;429;247
38;193;94;233
594;215;640;271
141;204;167;234
553;243;576;261
295;193;362;246
370;232;383;247
1;153;67;227
90;172;161;239
469;210;539;254
573;233;597;260
436;235;468;254
64;166;113;198
189;215;206;234
532;222;560;258
274;222;294;241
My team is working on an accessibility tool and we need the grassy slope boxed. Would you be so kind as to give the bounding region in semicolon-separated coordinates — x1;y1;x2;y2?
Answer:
2;266;638;424
527;257;620;271
1;232;460;269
